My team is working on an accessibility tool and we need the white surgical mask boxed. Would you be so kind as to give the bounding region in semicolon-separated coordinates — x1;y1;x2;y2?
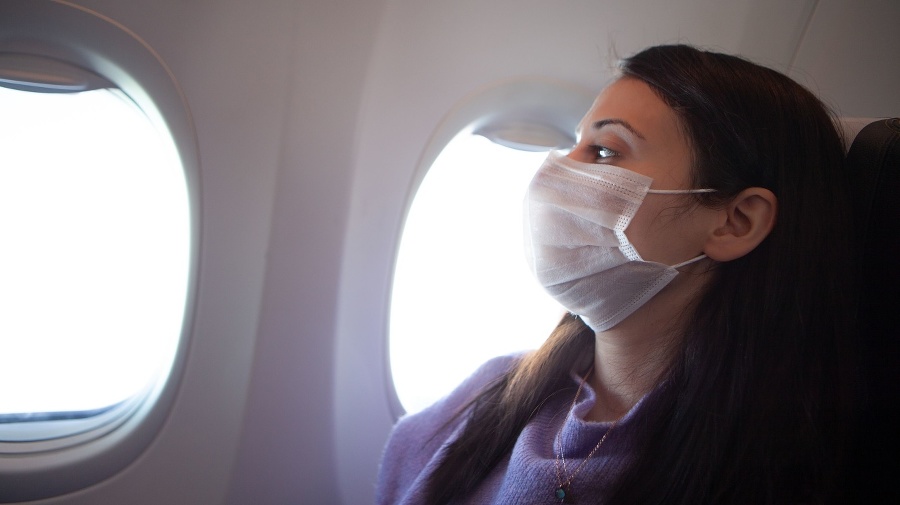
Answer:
524;150;714;332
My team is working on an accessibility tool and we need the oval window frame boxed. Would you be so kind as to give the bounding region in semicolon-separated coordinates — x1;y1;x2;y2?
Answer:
331;75;594;504
386;77;595;418
0;1;200;502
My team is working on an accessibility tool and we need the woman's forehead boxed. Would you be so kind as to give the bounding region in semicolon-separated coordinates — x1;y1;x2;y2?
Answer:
577;78;689;158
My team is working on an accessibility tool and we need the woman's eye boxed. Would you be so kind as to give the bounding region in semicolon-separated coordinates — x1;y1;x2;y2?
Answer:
592;145;619;161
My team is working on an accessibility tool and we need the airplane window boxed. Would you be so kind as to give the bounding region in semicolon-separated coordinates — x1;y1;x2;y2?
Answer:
390;133;564;414
0;84;189;436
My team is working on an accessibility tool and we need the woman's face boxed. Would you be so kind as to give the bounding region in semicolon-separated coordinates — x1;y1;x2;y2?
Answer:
568;77;713;266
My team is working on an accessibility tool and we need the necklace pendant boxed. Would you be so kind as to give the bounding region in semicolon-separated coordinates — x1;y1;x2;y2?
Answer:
555;485;575;503
555;486;566;501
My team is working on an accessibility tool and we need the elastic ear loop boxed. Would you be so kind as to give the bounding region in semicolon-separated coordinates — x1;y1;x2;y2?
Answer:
646;188;716;194
671;254;708;269
645;187;715;269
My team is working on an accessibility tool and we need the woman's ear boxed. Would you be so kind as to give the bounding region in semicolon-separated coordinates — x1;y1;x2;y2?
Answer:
704;187;777;262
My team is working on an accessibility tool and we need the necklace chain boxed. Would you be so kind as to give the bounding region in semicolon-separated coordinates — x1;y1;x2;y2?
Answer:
553;367;619;503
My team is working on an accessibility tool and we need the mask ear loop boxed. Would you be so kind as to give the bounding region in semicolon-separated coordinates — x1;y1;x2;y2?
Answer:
646;188;716;194
644;187;715;269
671;254;708;269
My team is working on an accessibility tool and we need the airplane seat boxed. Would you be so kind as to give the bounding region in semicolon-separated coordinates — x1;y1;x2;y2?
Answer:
842;117;900;502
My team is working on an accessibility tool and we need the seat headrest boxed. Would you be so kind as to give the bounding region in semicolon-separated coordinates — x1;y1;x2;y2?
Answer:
839;117;881;153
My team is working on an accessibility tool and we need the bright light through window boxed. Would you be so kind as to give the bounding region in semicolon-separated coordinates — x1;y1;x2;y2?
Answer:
0;86;190;416
390;133;565;414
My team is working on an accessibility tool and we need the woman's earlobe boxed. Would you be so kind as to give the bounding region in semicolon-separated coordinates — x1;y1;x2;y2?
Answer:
704;187;777;262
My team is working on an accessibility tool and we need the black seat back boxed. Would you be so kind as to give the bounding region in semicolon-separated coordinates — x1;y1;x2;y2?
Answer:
845;117;900;502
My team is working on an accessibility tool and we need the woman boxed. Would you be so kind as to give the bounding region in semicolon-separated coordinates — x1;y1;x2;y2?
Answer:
377;45;857;504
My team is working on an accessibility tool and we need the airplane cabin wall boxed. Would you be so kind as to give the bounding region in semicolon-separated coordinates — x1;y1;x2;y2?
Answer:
789;0;900;118
2;0;897;504
9;0;299;503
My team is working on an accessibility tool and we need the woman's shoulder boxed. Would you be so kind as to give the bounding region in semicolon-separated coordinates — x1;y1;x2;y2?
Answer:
400;352;523;424
376;352;525;504
386;352;524;446
438;352;523;409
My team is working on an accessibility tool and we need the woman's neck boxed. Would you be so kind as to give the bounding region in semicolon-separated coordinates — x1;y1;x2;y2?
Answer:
585;266;710;422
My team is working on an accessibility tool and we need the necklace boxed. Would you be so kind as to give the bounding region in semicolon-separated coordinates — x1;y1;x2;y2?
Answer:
553;368;619;504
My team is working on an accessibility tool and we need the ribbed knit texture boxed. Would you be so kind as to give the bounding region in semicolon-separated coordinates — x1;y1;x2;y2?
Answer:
377;355;652;504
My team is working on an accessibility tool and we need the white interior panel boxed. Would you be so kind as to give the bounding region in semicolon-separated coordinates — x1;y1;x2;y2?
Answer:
790;0;900;117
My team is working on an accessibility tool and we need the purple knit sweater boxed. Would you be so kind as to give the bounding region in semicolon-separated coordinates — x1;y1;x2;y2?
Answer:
376;354;652;504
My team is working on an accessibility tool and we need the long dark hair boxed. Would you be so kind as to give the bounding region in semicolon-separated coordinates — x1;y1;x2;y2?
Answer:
424;45;857;504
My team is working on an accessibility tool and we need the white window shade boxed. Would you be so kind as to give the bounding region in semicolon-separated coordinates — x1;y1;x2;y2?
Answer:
0;52;113;92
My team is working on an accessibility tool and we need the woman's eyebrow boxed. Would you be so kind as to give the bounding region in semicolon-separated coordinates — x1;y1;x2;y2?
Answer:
591;118;646;140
